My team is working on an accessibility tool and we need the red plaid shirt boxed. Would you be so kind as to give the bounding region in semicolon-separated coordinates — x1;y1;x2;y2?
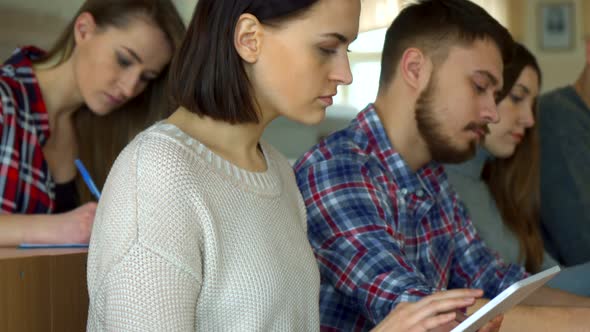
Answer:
0;46;55;213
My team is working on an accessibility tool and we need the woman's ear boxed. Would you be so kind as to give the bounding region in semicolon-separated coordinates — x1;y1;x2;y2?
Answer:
74;12;98;44
399;48;432;91
234;13;263;64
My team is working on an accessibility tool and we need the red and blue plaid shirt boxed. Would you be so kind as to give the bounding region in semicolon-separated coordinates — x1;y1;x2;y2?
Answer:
0;46;54;214
294;104;527;331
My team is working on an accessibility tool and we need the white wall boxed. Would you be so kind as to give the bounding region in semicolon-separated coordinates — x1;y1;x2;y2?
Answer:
0;0;197;59
0;0;196;21
0;7;64;59
172;0;197;23
522;0;586;93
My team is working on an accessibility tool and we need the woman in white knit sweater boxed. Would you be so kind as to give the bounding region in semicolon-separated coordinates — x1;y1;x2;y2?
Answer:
86;0;497;331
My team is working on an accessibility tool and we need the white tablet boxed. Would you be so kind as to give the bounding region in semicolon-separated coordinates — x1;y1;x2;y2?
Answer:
451;265;561;332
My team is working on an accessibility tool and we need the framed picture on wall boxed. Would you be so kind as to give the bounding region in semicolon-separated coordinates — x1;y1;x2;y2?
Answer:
538;2;575;51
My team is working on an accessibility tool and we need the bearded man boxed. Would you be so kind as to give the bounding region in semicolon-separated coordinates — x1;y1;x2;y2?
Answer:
294;1;590;331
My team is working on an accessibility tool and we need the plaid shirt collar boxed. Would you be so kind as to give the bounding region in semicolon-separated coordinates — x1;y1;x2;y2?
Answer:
356;103;449;199
1;46;49;146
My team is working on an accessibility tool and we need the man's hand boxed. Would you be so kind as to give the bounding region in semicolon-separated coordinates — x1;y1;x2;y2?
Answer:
372;289;486;332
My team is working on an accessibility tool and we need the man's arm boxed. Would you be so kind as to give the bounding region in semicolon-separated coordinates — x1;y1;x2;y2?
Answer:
296;158;439;323
448;199;528;298
372;289;503;332
466;289;590;332
501;306;590;332
523;286;590;307
450;199;590;329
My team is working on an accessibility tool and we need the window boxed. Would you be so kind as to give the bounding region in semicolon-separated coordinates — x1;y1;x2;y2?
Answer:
332;29;385;115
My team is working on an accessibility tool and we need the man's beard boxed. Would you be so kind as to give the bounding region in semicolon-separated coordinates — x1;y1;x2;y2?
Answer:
415;75;487;164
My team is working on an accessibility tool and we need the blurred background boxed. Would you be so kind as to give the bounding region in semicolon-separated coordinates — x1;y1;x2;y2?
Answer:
1;0;588;159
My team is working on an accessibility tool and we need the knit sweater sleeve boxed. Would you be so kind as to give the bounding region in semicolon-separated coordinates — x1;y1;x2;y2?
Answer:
87;133;203;331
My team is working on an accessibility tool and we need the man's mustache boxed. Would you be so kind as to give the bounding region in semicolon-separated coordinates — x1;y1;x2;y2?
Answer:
464;122;490;135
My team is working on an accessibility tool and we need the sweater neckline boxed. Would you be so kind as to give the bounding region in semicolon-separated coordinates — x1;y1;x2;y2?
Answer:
445;147;492;180
151;122;282;195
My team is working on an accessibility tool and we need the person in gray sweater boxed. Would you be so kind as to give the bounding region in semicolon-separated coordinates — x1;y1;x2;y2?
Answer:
446;43;590;296
538;37;590;266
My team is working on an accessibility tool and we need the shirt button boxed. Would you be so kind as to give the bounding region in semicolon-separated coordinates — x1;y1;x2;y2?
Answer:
416;189;424;197
400;188;408;195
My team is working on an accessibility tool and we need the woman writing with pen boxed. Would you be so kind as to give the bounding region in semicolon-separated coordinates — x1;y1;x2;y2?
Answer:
75;159;102;201
0;0;185;246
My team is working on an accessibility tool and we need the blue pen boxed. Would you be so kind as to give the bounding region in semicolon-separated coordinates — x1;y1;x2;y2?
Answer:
75;159;101;200
18;243;89;249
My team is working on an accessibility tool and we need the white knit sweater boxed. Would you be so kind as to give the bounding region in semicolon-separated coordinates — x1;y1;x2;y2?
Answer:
86;122;320;331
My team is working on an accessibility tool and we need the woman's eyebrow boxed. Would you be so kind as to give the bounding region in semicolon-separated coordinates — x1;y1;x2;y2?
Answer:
514;83;531;95
122;46;143;64
320;32;357;44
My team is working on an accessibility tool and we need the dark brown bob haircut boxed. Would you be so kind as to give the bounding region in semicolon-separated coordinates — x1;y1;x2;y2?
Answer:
168;0;319;124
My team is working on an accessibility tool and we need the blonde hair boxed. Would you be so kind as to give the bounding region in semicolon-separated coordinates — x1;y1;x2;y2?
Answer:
37;0;185;204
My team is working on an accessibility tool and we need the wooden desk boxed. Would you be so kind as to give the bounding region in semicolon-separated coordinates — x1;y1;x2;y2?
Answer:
0;248;88;332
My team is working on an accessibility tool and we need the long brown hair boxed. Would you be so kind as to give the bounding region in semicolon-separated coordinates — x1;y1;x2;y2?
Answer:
37;0;185;205
482;43;543;272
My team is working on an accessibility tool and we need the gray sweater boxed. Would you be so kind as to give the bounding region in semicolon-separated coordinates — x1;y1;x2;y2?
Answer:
445;149;558;270
539;85;590;266
445;149;590;296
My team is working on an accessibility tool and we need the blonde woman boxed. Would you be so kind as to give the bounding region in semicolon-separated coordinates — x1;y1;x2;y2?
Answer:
0;0;185;246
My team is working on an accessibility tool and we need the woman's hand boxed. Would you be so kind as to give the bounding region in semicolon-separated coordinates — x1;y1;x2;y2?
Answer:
371;289;503;332
0;202;97;246
38;202;97;244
